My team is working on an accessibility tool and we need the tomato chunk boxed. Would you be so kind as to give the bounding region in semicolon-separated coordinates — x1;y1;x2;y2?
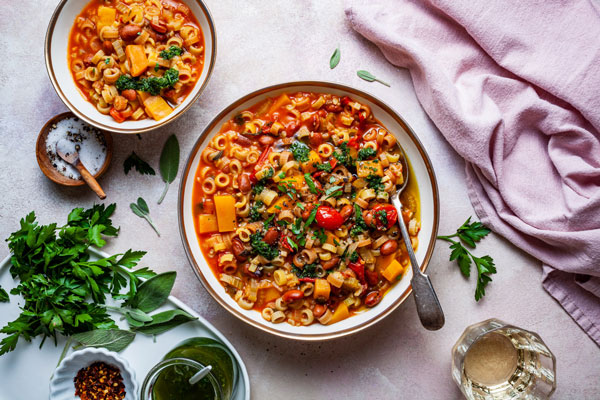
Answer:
315;206;344;230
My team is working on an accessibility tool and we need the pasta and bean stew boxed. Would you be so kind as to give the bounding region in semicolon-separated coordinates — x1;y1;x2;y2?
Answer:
192;92;421;327
68;0;205;123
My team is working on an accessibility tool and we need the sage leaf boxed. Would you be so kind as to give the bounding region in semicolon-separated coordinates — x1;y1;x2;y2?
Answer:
72;329;136;352
357;70;391;87
125;314;144;328
330;47;340;69
137;197;149;214
158;135;180;204
133;309;197;335
130;271;176;313
130;197;160;237
126;308;153;323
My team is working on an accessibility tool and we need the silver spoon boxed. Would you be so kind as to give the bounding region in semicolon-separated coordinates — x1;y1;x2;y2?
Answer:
390;150;444;330
56;139;106;199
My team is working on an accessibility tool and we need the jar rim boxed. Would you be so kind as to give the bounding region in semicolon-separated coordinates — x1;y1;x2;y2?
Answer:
140;357;224;400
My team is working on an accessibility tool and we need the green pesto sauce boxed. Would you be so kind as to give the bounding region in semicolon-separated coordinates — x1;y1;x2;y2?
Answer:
153;338;236;400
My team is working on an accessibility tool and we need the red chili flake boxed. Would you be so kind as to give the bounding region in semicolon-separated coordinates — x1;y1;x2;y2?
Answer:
74;361;126;400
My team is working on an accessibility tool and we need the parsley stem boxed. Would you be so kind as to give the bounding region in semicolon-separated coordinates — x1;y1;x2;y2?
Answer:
375;78;391;87
157;182;169;204
436;234;458;241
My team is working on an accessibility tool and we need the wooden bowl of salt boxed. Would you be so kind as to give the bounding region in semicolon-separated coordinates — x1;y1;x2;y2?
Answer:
36;112;113;187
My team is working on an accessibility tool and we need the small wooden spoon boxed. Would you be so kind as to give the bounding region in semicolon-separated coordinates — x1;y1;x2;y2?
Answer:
36;112;112;192
56;139;106;199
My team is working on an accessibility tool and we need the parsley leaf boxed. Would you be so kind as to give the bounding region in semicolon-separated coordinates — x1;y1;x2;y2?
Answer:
123;151;156;176
316;162;333;172
438;217;495;301
333;142;354;167
312;228;327;244
304;173;318;194
349;251;359;263
0;286;8;303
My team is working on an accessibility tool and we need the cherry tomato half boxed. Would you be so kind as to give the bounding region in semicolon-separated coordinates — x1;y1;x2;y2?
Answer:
315;206;344;230
371;204;398;230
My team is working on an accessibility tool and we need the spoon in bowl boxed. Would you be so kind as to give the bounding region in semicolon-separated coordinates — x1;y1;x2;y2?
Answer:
56;139;106;199
391;150;444;331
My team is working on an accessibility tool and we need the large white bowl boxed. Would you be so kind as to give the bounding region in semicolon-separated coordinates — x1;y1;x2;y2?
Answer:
179;82;440;340
45;0;216;134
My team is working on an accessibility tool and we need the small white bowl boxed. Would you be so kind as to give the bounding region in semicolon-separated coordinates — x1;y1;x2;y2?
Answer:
50;347;138;400
45;0;216;134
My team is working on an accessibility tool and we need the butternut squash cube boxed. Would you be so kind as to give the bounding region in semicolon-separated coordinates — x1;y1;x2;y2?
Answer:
313;278;331;300
143;96;173;121
197;214;218;233
357;160;383;178
97;6;116;29
328;302;350;324
382;259;404;282
300;150;322;174
214;195;237;232
125;45;148;77
267;197;292;213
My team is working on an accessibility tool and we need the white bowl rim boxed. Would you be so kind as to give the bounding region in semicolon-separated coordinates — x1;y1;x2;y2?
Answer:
178;81;440;340
44;0;217;135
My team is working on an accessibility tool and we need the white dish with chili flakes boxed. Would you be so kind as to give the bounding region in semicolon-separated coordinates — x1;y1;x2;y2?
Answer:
50;347;137;400
179;82;440;341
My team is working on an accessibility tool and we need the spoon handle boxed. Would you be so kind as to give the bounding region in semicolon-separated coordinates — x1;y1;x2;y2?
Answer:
75;162;106;199
392;195;444;331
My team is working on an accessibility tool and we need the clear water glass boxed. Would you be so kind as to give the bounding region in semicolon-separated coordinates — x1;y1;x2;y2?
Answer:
452;318;556;399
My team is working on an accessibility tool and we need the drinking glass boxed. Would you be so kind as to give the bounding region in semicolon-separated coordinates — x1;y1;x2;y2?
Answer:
451;319;556;399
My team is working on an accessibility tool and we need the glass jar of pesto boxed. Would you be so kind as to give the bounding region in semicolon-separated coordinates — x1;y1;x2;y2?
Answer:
140;337;239;400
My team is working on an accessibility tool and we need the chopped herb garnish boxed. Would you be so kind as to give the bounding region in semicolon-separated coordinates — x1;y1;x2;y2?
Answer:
115;68;179;96
296;202;305;210
366;174;385;193
304;173;318;194
278;171;286;179
105;58;110;65
249;200;264;222
159;45;183;60
250;231;279;260
312;228;327;244
349;251;359;263
358;147;376;160
316;162;333;172
376;210;388;228
305;206;318;228
324;185;344;199
351;204;368;236
263;214;275;229
233;113;245;125
154;62;159;72
333;142;354;167
292;263;318;278
252;182;265;195
286;237;298;251
290;141;310;162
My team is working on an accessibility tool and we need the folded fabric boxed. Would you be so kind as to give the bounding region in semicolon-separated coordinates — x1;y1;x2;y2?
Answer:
345;0;600;345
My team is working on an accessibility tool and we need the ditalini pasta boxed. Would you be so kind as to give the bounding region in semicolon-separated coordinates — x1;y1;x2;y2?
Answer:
68;0;205;123
192;92;421;326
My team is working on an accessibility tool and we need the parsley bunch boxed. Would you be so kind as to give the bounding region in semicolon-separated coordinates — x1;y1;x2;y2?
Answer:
0;204;155;355
437;217;496;301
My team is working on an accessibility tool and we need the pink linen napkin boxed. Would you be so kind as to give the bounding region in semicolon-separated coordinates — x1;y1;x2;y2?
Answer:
345;0;600;345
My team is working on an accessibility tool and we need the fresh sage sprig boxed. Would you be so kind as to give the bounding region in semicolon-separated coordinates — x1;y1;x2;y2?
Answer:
130;197;160;236
357;70;391;87
330;47;341;69
437;217;496;301
72;271;196;352
158;134;180;204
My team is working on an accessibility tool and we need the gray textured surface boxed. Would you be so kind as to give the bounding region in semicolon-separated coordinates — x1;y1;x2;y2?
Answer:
1;1;599;399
